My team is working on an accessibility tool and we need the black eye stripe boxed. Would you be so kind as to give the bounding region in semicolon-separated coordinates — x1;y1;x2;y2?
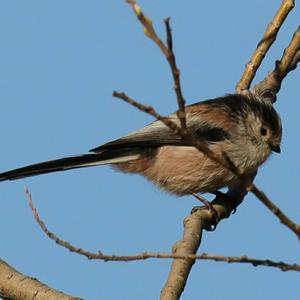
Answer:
195;126;231;142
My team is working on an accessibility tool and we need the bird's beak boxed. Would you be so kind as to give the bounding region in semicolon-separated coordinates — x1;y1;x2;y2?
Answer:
270;143;281;153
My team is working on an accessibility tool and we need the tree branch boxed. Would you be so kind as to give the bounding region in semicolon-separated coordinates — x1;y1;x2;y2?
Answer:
236;0;295;93
0;258;81;300
249;185;300;239
194;253;300;272
127;0;187;131
163;18;187;131
253;26;300;101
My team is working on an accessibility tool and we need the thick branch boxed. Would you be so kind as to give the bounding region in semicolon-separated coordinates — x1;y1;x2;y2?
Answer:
160;187;241;299
0;258;81;300
253;26;300;101
290;49;300;71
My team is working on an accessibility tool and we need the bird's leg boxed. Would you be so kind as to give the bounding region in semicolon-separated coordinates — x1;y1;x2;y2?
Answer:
211;191;238;214
191;192;220;231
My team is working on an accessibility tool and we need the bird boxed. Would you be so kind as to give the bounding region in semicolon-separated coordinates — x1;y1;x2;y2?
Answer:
0;93;281;196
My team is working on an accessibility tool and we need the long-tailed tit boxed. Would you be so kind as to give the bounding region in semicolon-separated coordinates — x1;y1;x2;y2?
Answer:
0;94;281;195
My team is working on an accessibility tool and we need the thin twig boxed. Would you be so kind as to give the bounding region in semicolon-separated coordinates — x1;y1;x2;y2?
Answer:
191;192;211;207
164;18;187;131
289;49;300;71
236;0;295;93
126;0;169;56
198;253;300;272
127;0;187;130
25;189;300;272
249;184;300;239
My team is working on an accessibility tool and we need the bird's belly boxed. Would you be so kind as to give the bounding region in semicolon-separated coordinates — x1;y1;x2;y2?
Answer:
142;146;234;195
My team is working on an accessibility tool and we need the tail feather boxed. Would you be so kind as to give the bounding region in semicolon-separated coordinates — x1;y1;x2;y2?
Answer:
0;152;140;182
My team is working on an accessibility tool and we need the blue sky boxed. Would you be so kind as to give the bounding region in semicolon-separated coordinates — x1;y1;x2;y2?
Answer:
0;1;299;299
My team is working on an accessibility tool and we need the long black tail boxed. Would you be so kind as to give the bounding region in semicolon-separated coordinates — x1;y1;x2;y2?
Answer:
0;151;139;182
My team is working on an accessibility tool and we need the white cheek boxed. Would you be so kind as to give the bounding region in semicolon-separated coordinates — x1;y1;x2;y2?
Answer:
226;134;272;173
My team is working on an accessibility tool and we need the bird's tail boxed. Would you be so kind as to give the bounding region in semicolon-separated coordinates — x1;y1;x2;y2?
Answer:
0;151;140;182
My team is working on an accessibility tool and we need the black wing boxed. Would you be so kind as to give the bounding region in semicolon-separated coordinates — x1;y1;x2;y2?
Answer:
90;108;231;153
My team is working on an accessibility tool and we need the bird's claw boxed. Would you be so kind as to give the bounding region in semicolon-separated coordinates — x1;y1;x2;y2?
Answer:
212;191;237;215
191;193;220;231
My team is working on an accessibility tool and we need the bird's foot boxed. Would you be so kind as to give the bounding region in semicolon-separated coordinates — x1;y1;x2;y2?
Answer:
212;191;238;214
191;192;220;231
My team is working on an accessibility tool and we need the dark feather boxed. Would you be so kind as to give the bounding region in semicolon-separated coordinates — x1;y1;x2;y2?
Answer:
198;94;281;134
0;149;140;181
90;109;232;153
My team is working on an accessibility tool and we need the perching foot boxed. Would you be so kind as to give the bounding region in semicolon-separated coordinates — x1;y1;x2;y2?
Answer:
191;192;220;231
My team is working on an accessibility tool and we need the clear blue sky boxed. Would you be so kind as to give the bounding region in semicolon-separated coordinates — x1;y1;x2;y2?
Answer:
0;1;299;299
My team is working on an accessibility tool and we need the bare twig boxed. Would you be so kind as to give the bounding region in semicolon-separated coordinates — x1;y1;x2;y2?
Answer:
191;192;212;208
25;189;300;273
278;26;300;76
126;0;169;56
0;257;81;300
113;91;183;136
236;0;295;93
253;26;300;100
164;18;187;131
249;184;300;239
198;253;300;272
127;0;187;130
289;49;300;71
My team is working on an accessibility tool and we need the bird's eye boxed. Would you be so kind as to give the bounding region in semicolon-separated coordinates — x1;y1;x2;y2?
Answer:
260;127;268;136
